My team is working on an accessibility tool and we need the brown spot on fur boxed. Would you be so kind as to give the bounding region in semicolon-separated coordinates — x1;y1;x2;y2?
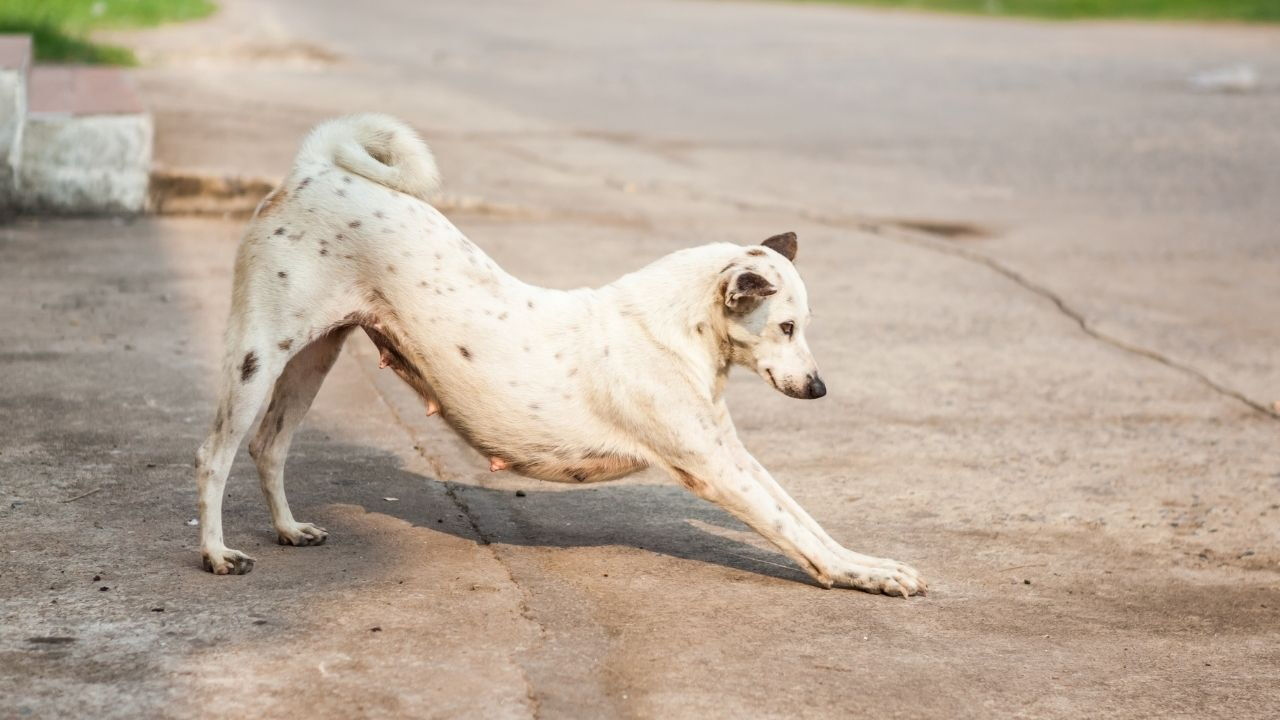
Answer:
275;414;284;433
527;300;534;309
213;409;224;434
746;248;765;256
336;189;346;197
239;351;259;383
695;322;706;335
458;346;472;360
319;248;328;256
342;176;351;184
349;220;362;229
374;210;385;219
386;265;396;273
277;271;287;279
297;177;311;190
278;339;293;351
273;227;286;236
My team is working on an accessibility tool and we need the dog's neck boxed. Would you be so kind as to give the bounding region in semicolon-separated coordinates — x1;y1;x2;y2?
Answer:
606;244;741;401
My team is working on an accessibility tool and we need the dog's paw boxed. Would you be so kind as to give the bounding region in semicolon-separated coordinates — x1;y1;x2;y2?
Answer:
835;561;926;597
201;547;256;575
276;522;328;547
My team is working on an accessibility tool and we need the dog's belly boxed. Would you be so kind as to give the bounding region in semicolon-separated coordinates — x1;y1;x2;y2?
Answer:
427;359;650;483
439;398;649;483
506;446;648;483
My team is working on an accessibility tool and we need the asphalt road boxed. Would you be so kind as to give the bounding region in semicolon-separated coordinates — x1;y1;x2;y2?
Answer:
2;1;1278;718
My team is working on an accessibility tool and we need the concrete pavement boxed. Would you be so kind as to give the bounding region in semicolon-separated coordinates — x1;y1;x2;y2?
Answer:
2;1;1278;717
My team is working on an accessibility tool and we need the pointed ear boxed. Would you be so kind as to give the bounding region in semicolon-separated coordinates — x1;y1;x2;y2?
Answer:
762;232;797;262
723;269;777;311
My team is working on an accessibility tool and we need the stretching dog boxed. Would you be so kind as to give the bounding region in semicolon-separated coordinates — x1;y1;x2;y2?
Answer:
195;114;925;597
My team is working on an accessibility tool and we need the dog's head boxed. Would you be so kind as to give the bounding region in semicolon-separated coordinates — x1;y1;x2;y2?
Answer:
717;232;825;399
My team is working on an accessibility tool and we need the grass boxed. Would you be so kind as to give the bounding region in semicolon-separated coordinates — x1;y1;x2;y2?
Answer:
812;0;1280;22
0;0;216;65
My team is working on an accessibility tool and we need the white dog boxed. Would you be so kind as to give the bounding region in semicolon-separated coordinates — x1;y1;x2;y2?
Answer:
195;114;925;596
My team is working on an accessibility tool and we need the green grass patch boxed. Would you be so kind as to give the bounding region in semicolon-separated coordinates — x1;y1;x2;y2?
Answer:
0;0;217;65
810;0;1280;22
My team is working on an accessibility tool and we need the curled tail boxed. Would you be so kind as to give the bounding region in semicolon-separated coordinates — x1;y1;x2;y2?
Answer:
295;113;440;201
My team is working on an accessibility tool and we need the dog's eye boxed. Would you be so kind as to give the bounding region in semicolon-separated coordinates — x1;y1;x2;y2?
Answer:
779;321;794;337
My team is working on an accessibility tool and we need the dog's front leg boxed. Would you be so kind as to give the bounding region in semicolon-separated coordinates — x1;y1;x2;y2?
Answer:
663;454;835;587
712;405;926;589
660;416;924;596
721;435;925;596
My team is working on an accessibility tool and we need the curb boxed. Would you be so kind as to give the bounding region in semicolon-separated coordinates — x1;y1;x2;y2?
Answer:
148;169;546;221
0;34;153;216
0;36;31;215
149;168;277;218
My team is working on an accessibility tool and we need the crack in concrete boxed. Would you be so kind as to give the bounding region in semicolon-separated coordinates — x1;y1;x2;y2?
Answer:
351;342;547;719
863;224;1280;422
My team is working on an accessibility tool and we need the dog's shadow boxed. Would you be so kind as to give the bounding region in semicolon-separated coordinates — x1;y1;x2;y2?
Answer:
299;440;814;586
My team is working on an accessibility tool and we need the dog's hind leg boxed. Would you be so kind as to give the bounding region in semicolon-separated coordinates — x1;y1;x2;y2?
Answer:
195;311;307;575
248;327;351;548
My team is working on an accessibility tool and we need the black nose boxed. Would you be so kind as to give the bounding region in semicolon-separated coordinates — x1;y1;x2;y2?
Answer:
806;374;826;399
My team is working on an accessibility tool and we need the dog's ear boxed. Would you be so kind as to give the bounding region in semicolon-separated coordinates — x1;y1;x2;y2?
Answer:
723;269;777;311
762;232;798;262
